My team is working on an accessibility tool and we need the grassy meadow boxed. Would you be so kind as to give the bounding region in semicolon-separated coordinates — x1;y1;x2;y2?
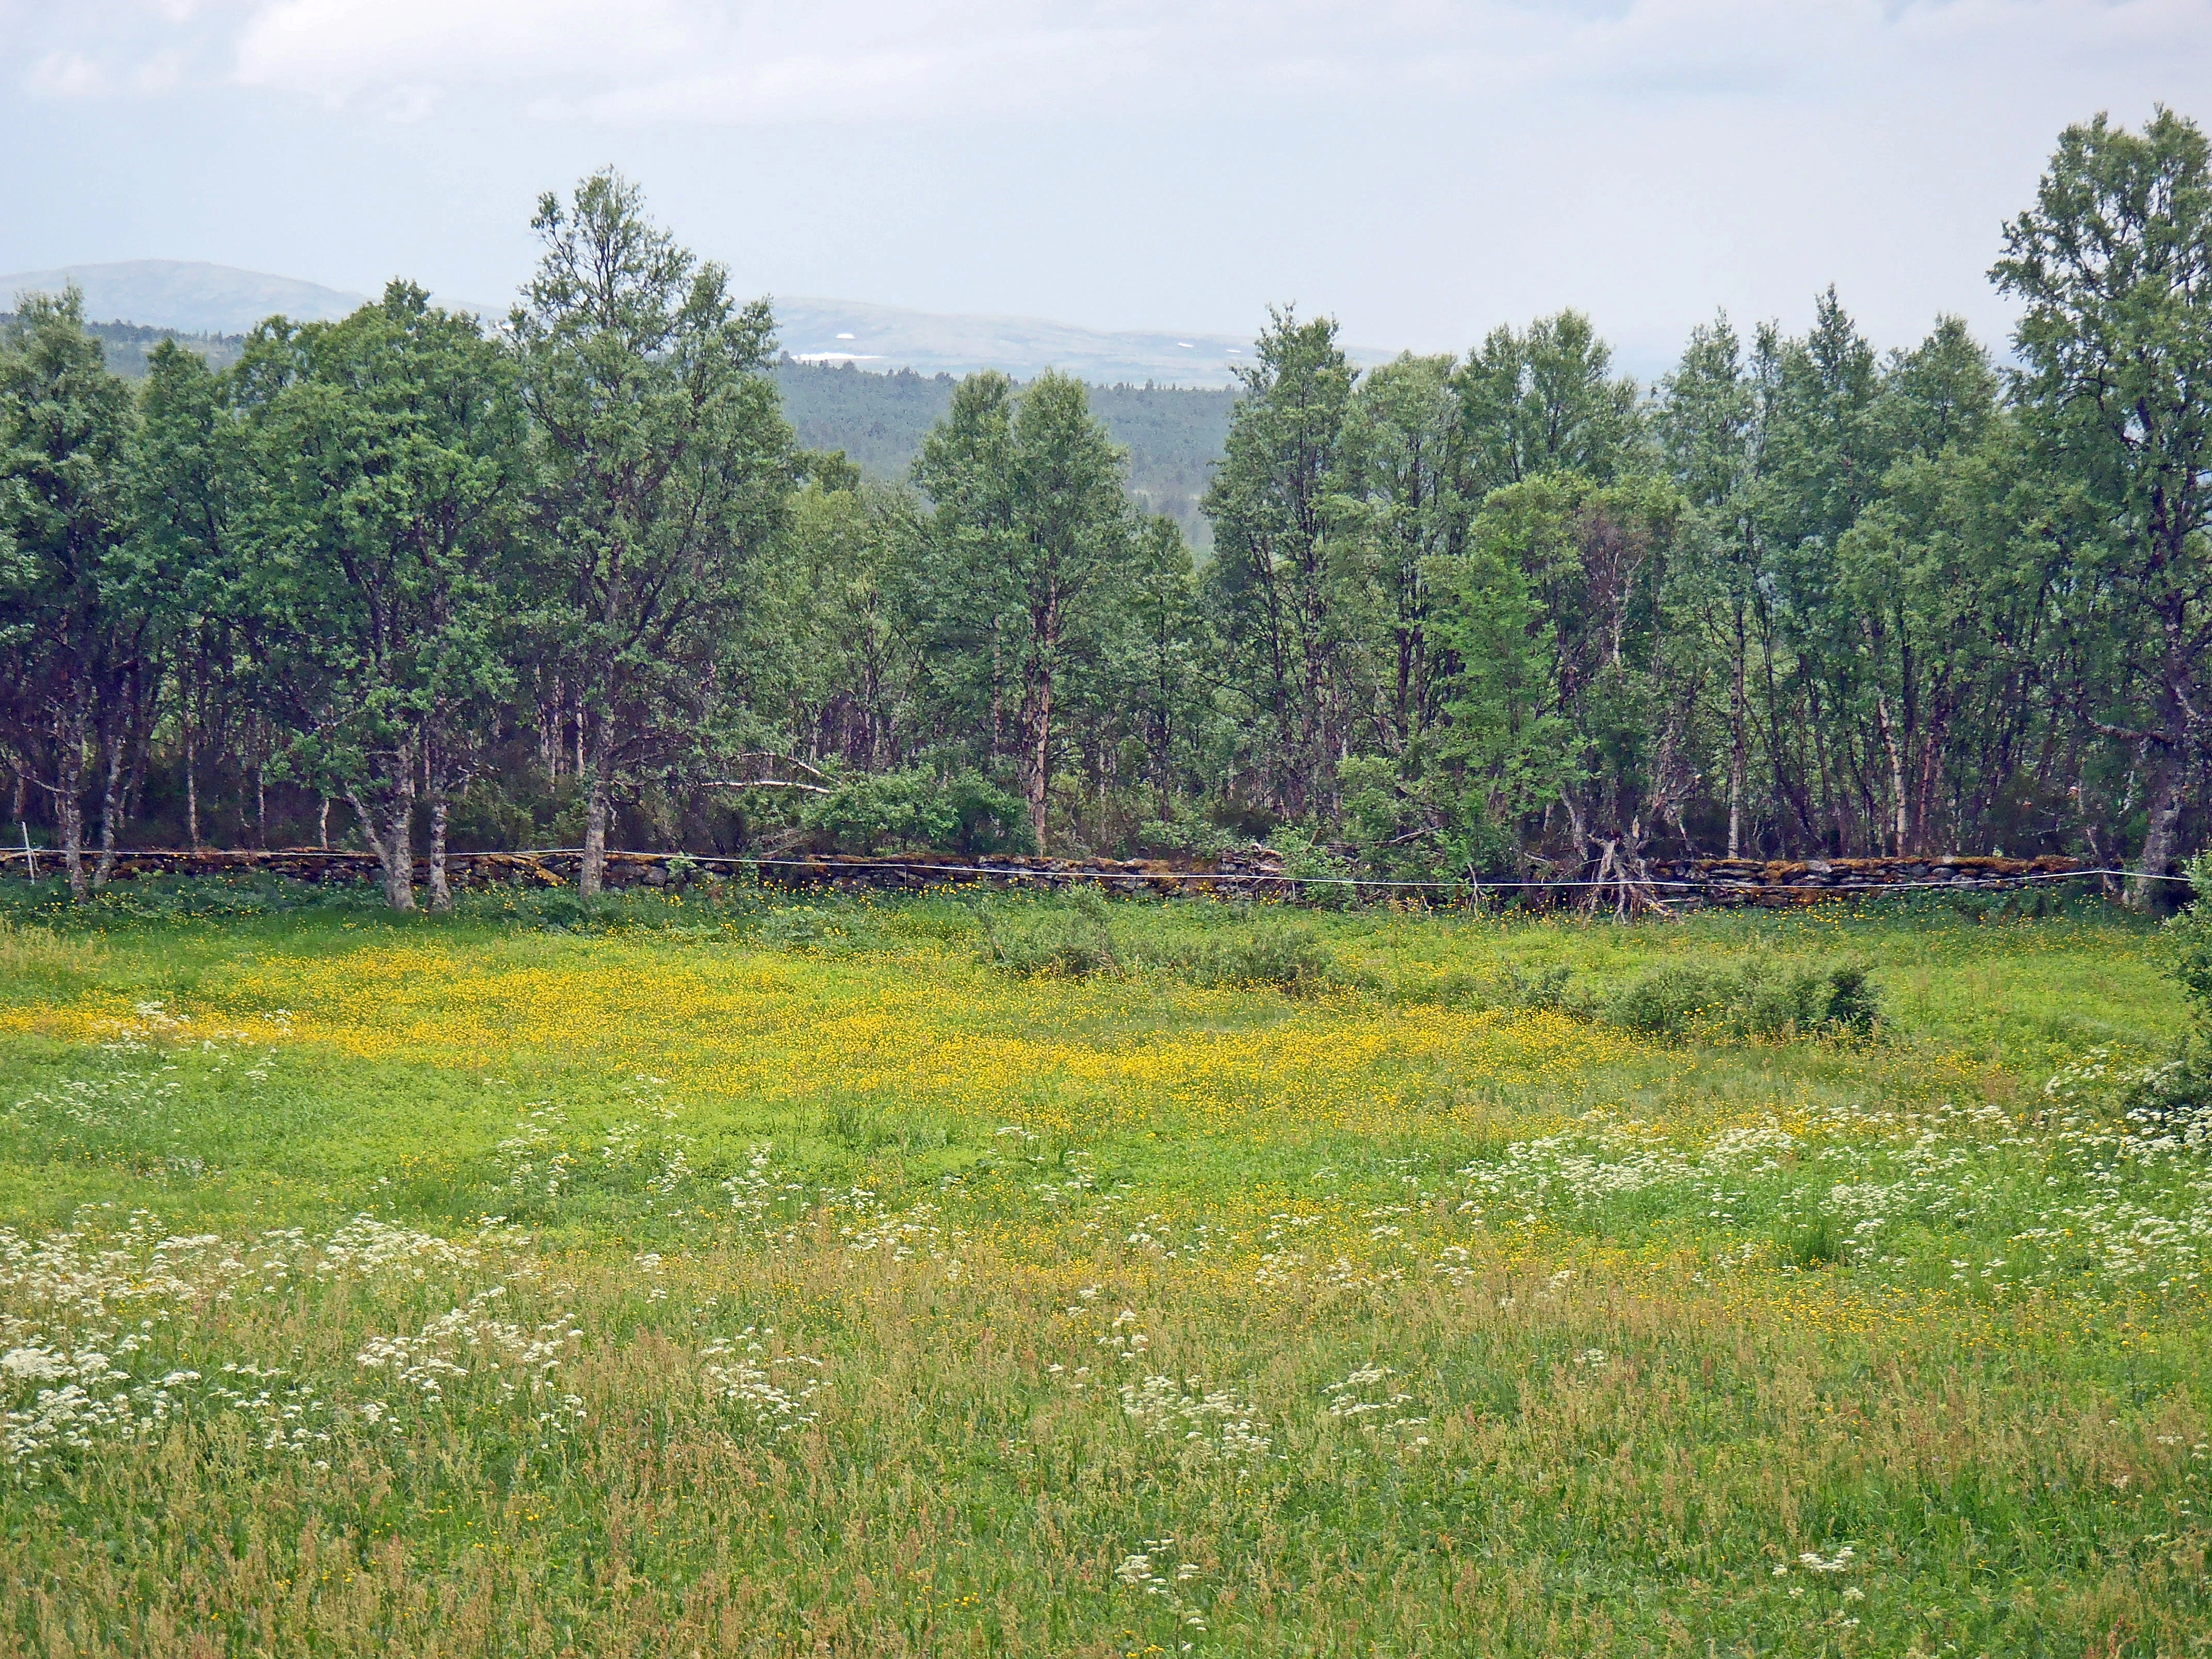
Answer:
0;879;2206;1656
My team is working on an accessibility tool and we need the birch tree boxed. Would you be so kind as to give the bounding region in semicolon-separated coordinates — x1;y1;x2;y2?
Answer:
0;290;147;899
512;169;791;897
1995;107;2212;906
236;283;524;910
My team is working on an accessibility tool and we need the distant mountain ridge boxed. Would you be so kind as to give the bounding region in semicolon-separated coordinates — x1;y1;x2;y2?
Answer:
771;296;1270;386
0;260;1380;386
0;261;373;335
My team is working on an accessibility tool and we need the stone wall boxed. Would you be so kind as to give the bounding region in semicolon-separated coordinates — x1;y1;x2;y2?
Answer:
3;845;2089;906
1640;854;2086;907
0;845;1296;899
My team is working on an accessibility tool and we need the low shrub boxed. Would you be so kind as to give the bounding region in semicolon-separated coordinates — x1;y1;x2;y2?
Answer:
1605;957;1881;1043
978;889;1123;980
759;905;831;948
481;885;754;934
0;872;389;926
1177;917;1340;994
2162;851;2212;1017
1267;825;1360;910
2118;1048;2212;1150
1496;961;1578;1013
974;893;1346;994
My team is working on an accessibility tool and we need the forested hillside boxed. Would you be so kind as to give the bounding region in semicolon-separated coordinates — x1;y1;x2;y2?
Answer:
30;313;1231;541
5;111;2210;910
0;313;243;377
775;361;1233;545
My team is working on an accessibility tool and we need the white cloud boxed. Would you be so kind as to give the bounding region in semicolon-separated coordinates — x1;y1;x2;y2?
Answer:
212;0;1600;120
232;0;718;108
199;0;2212;129
225;0;1168;120
6;0;2210;366
130;48;189;92
28;50;111;97
21;0;2212;131
13;1;241;101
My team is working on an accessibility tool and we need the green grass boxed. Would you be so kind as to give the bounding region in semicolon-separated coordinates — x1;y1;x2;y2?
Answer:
0;883;2205;1655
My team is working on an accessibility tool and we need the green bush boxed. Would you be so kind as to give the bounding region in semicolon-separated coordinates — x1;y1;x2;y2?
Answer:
973;893;1344;994
1772;1214;1844;1267
801;767;1032;856
2123;852;2212;1151
0;872;388;927
1495;961;1577;1013
1267;825;1359;909
1820;964;1881;1033
446;780;542;851
1179;917;1340;994
978;889;1123;980
2118;1050;2212;1148
1605;957;1881;1043
1606;965;1732;1039
759;906;830;948
2162;852;2212;1018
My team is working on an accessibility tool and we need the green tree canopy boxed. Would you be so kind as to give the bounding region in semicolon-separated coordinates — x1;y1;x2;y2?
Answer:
232;282;526;910
1995;106;2212;905
511;168;793;896
0;288;147;898
912;370;1135;852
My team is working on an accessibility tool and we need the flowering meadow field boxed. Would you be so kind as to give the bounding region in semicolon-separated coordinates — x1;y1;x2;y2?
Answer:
0;884;2206;1656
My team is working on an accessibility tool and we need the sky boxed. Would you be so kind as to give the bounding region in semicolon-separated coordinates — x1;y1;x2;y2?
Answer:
3;0;2207;374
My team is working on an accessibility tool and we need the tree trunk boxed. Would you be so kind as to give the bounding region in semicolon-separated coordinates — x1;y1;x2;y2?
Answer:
348;770;417;913
1810;709;1850;856
581;779;610;897
576;701;614;897
1394;616;1417;756
92;668;145;892
2129;744;2187;911
56;702;88;901
120;668;153;832
541;677;562;779
1912;710;1939;857
988;617;1004;761
184;717;201;851
1727;612;1748;858
861;652;883;772
1297;607;1330;823
1018;599;1057;854
428;795;452;912
318;797;330;850
1020;666;1052;854
92;717;127;891
1873;688;1908;857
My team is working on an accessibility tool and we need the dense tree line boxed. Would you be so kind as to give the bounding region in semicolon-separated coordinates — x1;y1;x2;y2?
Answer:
5;113;2210;910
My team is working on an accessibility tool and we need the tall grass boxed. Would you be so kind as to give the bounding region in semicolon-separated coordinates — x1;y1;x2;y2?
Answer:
0;889;2202;1654
3;1214;2205;1656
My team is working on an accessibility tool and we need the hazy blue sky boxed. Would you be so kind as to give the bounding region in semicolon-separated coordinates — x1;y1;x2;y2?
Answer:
3;1;2206;371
